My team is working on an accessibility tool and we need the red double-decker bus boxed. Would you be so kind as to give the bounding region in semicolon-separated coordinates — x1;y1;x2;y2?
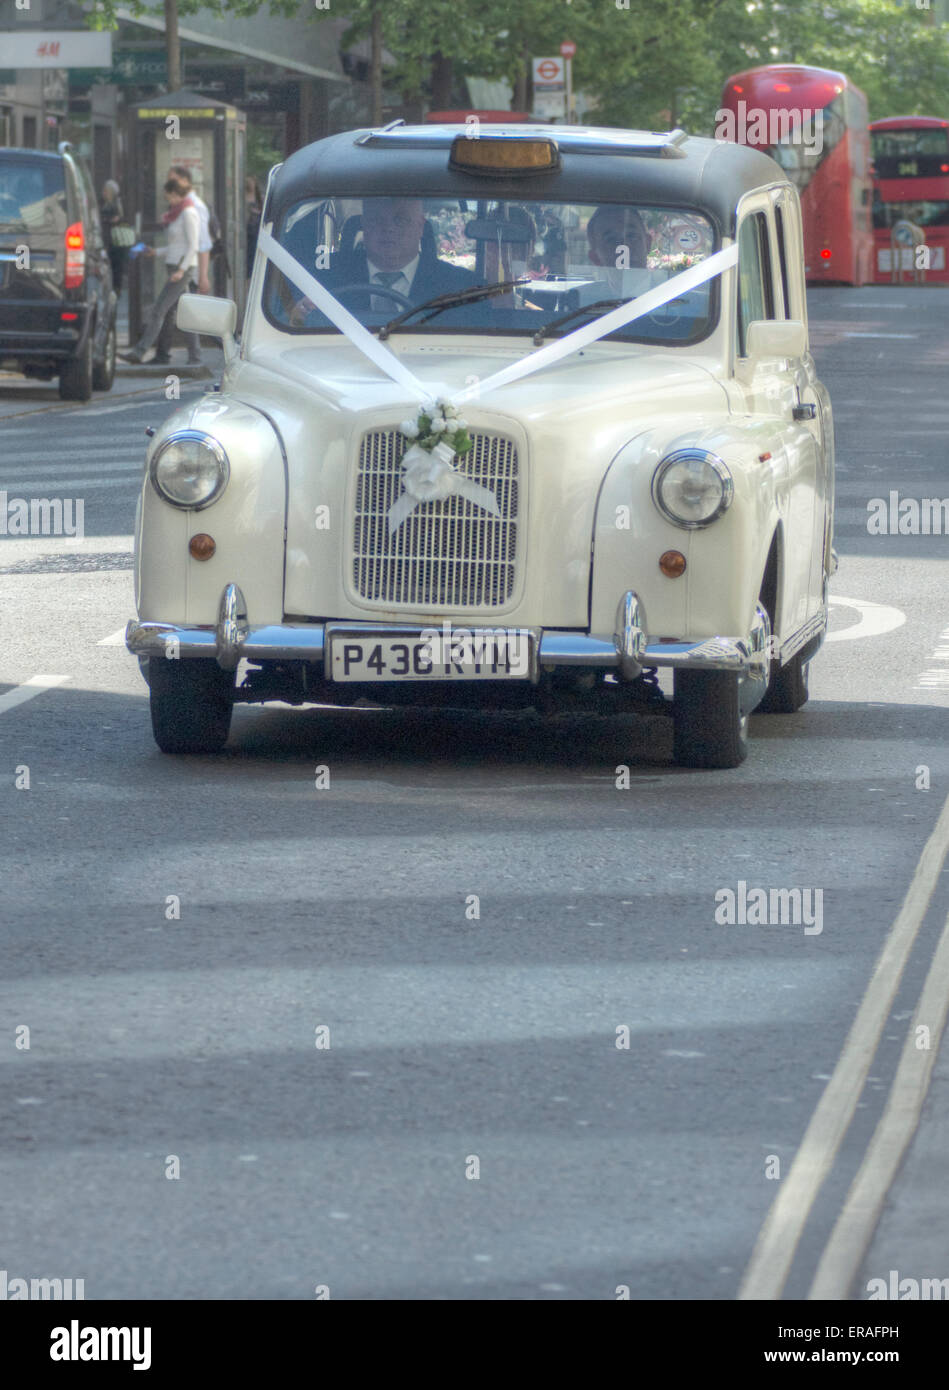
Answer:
719;64;873;284
869;116;949;283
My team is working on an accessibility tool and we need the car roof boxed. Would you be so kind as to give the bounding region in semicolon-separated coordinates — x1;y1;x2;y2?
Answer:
0;148;67;162
269;124;787;236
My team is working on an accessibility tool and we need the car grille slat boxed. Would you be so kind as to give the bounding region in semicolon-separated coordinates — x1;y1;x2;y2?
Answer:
353;429;519;608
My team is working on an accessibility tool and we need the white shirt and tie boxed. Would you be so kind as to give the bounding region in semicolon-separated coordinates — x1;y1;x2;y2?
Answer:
368;254;419;308
289;253;420;325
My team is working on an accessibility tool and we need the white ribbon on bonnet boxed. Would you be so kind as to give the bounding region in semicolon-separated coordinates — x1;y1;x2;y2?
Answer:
257;228;739;531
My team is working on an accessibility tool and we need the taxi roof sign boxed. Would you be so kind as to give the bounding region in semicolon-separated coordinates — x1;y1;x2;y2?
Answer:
448;135;560;175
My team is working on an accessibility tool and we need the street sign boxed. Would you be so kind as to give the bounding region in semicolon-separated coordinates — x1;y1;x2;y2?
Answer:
532;56;566;121
76;48;169;88
532;56;565;87
1;31;112;68
533;91;568;120
560;41;577;58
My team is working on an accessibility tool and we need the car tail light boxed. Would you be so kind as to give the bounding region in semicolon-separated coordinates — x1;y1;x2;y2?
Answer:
65;221;85;288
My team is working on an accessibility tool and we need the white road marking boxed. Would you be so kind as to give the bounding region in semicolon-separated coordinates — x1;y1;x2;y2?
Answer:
738;789;949;1300
4;444;142;461
841;331;917;339
808;893;949;1298
914;624;949;691
2;459;143;478
0;673;70;715
98;628;128;646
826;596;906;642
5;472;143;489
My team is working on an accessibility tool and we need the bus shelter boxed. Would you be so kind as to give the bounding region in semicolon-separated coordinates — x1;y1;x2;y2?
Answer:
126;89;246;341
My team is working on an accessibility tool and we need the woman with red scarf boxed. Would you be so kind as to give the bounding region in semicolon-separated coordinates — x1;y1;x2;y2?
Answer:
121;177;202;365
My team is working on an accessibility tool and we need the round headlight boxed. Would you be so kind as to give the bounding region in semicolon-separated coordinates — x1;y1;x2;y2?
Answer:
150;430;229;509
652;449;732;528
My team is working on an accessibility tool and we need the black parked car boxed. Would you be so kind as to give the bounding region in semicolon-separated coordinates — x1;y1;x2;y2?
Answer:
0;141;117;401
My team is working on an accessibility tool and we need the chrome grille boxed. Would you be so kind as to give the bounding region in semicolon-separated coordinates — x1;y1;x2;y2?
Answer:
353;429;519;607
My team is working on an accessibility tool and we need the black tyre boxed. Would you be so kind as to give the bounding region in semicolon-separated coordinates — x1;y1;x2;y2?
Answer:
673;668;749;769
58;330;93;401
148;656;234;754
92;314;117;392
757;648;809;714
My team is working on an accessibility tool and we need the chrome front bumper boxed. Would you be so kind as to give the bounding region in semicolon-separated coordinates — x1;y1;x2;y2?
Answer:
126;584;771;681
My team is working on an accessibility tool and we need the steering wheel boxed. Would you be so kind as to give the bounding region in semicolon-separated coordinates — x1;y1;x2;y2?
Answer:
641;298;689;329
332;282;415;310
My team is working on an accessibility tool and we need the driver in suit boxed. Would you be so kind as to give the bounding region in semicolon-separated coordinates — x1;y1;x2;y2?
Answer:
289;197;475;324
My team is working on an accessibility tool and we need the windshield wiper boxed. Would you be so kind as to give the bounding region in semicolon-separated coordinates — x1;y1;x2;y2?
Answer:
531;299;625;346
377;279;530;340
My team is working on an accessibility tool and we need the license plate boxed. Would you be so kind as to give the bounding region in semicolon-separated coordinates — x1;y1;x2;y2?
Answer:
327;628;533;681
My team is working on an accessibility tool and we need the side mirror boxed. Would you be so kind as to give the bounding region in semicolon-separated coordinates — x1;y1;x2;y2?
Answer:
744;318;806;362
177;294;238;362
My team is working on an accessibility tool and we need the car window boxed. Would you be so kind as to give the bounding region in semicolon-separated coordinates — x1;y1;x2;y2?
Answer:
736;210;774;356
262;195;720;346
67;161;90;229
773;204;791;319
0;157;67;234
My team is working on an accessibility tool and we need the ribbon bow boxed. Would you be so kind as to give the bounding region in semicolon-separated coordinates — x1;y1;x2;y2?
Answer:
387;440;501;535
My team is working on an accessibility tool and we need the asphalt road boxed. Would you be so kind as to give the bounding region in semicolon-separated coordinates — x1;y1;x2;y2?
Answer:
1;292;947;1302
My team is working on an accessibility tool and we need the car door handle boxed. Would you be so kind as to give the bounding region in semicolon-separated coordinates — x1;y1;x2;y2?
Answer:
792;403;816;421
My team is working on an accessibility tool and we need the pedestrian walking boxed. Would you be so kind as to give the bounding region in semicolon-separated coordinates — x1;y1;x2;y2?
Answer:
100;179;133;293
168;165;212;294
119;176;202;366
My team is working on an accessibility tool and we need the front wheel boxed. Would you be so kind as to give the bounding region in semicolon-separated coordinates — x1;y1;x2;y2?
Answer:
148;656;235;754
757;648;809;714
673;669;749;769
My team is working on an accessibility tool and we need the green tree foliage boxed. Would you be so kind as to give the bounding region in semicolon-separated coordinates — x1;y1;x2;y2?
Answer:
85;0;949;131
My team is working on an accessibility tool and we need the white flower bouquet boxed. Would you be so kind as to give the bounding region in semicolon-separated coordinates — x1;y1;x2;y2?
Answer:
400;397;472;456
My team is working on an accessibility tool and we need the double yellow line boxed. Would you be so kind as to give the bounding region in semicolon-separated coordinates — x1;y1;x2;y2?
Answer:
739;790;949;1300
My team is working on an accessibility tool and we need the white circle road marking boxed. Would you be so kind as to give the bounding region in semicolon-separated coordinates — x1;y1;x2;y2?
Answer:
0;674;70;716
826;595;906;642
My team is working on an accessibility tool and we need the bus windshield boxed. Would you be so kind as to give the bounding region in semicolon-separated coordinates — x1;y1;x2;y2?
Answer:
871;127;949;180
766;99;846;195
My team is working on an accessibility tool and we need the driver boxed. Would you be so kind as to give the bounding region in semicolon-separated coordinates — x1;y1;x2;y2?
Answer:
586;206;649;294
289;197;474;323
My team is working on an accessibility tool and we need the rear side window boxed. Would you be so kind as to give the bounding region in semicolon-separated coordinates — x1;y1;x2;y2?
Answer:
74;158;104;247
0;158;67;234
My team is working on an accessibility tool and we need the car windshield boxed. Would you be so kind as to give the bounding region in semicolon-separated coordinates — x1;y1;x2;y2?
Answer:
262;195;718;344
0;159;67;233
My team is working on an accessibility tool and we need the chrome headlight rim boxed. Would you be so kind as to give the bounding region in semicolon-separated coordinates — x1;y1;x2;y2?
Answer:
651;448;733;530
149;429;230;511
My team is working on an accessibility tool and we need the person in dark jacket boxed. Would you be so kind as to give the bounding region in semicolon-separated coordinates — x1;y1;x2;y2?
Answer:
288;197;474;325
100;179;128;293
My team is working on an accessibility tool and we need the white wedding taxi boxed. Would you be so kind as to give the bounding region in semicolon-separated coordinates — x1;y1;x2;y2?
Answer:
126;122;835;766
